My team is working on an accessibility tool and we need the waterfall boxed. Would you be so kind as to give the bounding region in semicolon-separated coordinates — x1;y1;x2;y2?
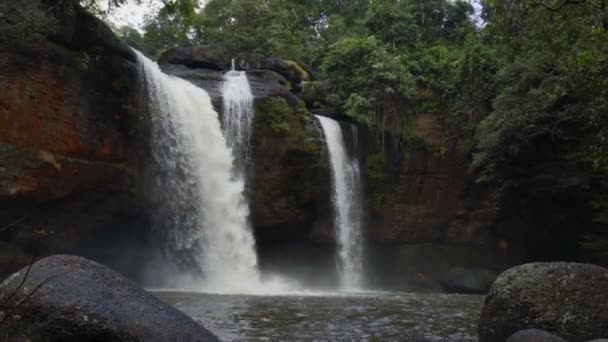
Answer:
134;50;261;293
221;61;254;170
316;115;365;290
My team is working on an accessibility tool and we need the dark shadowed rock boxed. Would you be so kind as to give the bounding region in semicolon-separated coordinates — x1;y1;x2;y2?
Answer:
158;45;231;70
479;262;608;342
440;267;497;294
0;255;219;342
249;97;331;243
0;0;146;278
160;64;296;102
301;81;332;107
236;53;310;91
507;329;569;342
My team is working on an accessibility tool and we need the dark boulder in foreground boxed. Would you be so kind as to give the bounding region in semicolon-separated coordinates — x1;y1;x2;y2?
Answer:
0;255;219;342
440;267;497;294
507;329;569;342
479;262;608;342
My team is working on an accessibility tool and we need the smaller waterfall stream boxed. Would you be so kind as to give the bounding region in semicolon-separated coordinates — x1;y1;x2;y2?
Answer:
222;60;254;169
316;115;365;290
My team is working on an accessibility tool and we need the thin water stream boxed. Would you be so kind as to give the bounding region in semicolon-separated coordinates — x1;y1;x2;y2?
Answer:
317;115;365;290
222;62;255;169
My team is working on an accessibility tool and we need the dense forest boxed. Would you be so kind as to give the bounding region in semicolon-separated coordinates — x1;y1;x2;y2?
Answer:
90;0;608;263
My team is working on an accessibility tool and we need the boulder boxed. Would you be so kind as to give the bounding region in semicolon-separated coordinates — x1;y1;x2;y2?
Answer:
236;53;310;91
158;45;231;70
479;262;608;342
440;267;497;294
507;329;568;342
0;255;219;341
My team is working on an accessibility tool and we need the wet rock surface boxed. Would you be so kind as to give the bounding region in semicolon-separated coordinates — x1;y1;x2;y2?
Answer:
507;329;569;342
479;262;608;342
0;255;219;342
157;45;231;70
0;0;146;279
161;63;296;101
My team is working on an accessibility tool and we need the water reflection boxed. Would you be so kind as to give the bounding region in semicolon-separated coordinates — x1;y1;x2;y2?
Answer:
156;291;483;341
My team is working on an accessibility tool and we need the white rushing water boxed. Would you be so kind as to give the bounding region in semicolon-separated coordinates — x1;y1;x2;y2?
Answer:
316;115;365;290
134;50;263;293
221;60;254;169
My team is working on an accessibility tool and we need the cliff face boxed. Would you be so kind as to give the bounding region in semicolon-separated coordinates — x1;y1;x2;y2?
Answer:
159;49;334;246
0;0;146;277
359;111;591;288
0;1;593;290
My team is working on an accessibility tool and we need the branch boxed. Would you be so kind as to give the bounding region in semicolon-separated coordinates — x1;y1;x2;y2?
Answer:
0;217;27;235
530;0;590;11
0;255;35;310
0;271;68;327
47;0;64;13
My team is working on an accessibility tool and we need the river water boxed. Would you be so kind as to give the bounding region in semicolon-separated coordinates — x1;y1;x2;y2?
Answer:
156;291;483;341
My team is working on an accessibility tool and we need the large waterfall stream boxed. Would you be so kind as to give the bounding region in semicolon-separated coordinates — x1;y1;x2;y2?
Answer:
316;115;365;290
135;51;262;293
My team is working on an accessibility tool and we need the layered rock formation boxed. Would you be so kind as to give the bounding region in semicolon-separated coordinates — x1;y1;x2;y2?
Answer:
0;0;145;278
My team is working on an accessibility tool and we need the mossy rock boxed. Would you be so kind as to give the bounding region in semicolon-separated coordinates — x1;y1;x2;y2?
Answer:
249;96;330;242
479;262;608;342
253;97;320;156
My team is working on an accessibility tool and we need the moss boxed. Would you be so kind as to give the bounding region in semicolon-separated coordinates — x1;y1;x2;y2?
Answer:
285;60;310;82
271;122;291;134
254;97;319;155
71;51;91;71
0;143;41;178
365;153;386;180
455;135;476;154
254;97;292;135
403;117;420;141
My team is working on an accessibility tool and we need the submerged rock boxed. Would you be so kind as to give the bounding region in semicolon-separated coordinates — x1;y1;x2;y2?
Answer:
507;329;569;342
440;267;497;294
0;255;219;342
479;262;608;342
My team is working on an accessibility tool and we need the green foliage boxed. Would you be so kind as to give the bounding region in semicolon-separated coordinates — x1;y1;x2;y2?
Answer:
474;0;608;181
79;0;136;18
474;0;608;260
365;153;386;180
321;35;415;134
255;97;292;133
194;0;310;61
